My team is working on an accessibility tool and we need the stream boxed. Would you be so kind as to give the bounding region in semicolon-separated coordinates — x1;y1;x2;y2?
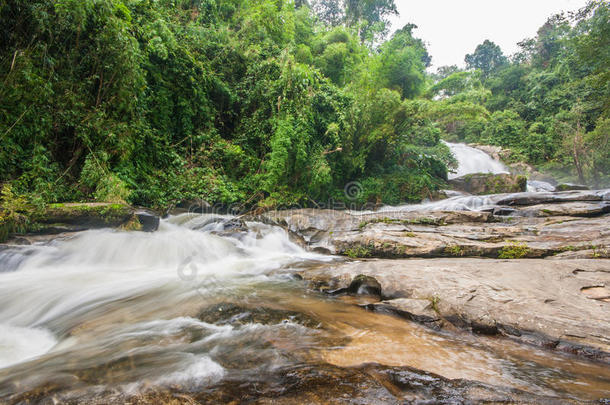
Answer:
0;145;608;403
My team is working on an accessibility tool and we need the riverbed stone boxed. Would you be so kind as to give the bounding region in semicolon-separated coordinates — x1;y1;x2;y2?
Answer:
135;209;160;232
298;258;610;361
365;298;441;326
198;302;321;328
46;362;563;404
347;274;382;297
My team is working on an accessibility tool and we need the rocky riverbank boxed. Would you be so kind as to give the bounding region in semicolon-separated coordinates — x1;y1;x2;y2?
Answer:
253;189;610;362
254;189;610;259
8;190;607;362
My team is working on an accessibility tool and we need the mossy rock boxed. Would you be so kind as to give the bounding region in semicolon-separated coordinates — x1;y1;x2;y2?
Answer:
555;183;590;191
41;203;134;227
448;173;527;195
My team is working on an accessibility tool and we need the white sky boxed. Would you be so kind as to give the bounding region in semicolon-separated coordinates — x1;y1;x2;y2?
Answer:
390;0;590;70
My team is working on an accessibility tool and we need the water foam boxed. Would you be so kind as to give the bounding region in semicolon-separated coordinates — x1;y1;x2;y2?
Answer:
0;324;57;369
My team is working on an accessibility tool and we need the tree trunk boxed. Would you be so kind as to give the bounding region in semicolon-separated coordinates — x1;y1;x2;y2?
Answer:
572;137;585;185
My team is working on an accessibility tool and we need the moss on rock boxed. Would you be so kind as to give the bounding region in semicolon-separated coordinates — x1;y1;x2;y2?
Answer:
42;203;134;227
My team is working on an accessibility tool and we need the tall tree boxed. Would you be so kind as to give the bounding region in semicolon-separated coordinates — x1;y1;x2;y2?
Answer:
345;0;397;42
311;0;398;42
465;40;508;78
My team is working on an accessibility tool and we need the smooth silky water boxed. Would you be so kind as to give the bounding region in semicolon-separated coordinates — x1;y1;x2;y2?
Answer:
0;214;609;402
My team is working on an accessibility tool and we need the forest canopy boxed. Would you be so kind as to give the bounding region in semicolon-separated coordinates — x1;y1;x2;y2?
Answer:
0;0;608;210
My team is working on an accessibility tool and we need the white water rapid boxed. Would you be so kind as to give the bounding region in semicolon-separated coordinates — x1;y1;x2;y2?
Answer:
0;215;330;386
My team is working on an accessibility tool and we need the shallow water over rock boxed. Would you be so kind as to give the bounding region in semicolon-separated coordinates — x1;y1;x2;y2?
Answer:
0;215;609;403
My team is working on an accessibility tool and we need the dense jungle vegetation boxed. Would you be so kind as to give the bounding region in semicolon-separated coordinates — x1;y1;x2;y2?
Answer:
0;0;608;213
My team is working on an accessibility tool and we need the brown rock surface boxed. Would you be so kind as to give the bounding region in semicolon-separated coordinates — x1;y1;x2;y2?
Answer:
299;258;610;361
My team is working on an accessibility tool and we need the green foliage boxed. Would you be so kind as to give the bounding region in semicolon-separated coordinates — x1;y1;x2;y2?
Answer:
427;1;610;187
5;0;605;213
0;0;444;210
498;241;530;259
428;295;441;314
482;110;527;147
426;70;482;99
374;24;429;99
0;184;42;241
344;244;373;258
311;0;398;43
444;245;465;257
93;175;130;203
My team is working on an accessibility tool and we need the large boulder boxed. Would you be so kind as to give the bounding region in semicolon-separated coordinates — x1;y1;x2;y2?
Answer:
38;203;160;232
448;173;527;195
41;203;134;227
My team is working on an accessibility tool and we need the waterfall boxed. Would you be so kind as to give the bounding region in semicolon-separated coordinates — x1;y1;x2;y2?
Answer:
443;141;509;179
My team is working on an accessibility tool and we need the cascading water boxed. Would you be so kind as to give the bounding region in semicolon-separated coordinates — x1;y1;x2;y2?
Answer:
443;141;509;179
1;215;609;402
369;142;560;213
444;141;557;193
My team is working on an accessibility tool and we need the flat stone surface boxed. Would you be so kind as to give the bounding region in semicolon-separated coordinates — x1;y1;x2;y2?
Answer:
258;207;610;258
299;258;610;357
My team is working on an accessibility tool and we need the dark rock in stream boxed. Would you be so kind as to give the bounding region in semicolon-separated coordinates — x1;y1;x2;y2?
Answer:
326;274;382;298
197;302;321;329
135;210;160;232
347;274;382;297
491;206;518;216
363;298;442;329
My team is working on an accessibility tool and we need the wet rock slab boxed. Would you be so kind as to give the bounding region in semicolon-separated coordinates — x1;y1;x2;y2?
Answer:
299;258;610;362
254;191;610;259
33;203;161;233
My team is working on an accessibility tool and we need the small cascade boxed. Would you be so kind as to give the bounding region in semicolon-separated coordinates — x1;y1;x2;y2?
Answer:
0;216;327;371
444;141;509;179
372;142;566;212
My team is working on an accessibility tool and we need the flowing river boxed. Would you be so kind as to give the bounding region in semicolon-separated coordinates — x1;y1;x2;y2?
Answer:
0;147;609;403
1;216;609;403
